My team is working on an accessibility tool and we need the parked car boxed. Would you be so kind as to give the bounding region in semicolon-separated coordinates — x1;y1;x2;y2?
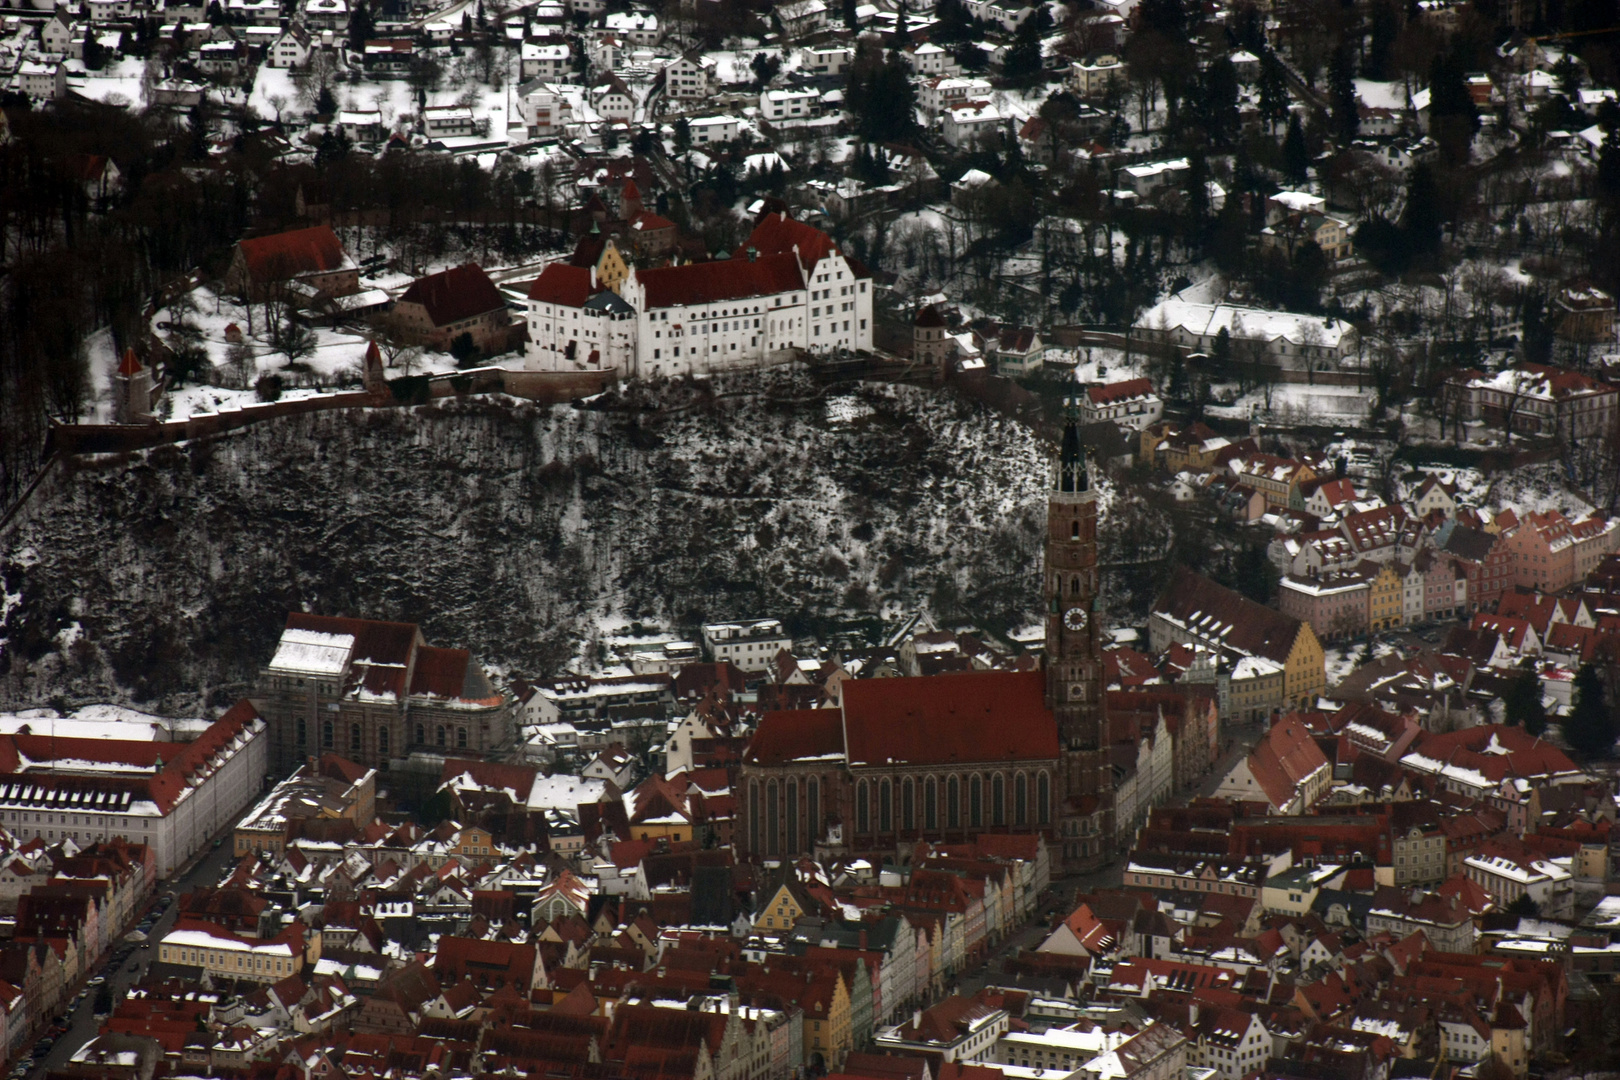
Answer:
86;976;105;988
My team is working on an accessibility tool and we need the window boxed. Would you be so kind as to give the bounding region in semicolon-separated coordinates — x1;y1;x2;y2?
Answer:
378;727;388;755
902;778;915;831
970;775;983;827
457;727;468;748
767;780;780;855
750;782;762;852
807;777;819;845
416;724;425;745
436;726;447;747
322;720;334;748
786;779;799;853
350;723;361;752
925;777;938;830
856;780;869;833
992;774;1006;826
1015;773;1028;826
879;778;892;832
948;776;960;828
296;719;306;746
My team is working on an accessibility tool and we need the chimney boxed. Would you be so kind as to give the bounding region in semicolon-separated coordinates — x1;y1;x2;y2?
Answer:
913;1008;922;1028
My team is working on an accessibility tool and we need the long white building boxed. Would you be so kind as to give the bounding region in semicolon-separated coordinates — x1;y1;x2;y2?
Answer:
523;211;873;379
0;700;269;876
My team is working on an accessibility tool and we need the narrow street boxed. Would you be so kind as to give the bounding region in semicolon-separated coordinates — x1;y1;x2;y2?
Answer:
23;837;244;1077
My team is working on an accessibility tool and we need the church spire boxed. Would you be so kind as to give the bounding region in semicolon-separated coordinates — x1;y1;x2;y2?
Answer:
1056;397;1089;495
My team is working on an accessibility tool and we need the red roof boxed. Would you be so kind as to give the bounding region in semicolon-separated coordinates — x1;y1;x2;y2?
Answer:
236;225;347;283
1086;377;1154;406
745;211;839;270
841;670;1059;768
526;262;595;306
745;708;844;766
118;348;143;376
629;209;675;232
638;252;804;309
284;612;420;701
398;263;506;328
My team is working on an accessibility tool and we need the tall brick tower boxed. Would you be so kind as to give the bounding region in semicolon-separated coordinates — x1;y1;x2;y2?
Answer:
1045;402;1113;870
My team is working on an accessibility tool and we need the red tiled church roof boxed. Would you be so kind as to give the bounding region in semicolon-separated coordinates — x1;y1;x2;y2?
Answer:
744;709;844;766
841;670;1059;768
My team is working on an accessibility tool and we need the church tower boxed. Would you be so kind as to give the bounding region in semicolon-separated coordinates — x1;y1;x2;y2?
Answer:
1045;402;1113;870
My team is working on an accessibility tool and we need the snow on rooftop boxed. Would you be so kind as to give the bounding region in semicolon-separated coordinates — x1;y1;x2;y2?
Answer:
269;628;355;676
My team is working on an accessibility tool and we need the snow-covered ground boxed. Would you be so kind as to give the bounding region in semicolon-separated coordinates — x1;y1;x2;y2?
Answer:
1207;382;1373;425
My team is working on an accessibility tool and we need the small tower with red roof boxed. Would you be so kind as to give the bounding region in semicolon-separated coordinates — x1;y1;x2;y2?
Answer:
112;347;157;424
619;178;642;219
362;339;385;395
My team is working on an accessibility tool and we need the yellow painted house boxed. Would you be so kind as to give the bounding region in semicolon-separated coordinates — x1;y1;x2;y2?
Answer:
752;880;810;933
802;970;852;1070
1151;568;1326;717
1368;563;1403;631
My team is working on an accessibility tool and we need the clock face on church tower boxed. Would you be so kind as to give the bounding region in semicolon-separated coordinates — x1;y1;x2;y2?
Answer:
1063;607;1088;632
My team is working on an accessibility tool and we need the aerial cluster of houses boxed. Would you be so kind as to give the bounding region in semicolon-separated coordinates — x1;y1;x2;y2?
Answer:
816;714;1606;1080
32;735;1056;1077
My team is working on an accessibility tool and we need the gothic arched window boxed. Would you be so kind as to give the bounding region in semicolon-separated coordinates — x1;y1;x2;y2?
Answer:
902;779;915;832
879;779;893;833
1014;773;1028;826
856;780;870;834
947;776;960;828
992;773;1006;826
1038;773;1051;824
925;778;938;831
970;776;983;827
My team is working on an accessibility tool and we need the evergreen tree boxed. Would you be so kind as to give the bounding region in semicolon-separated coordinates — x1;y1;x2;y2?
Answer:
1504;668;1548;735
347;1;374;53
1202;55;1239;146
1001;5;1051;87
315;82;337;116
1137;0;1187;42
843;0;858;28
1329;44;1360;145
1402;161;1443;259
451;332;480;368
1427;47;1479;165
1365;0;1399;81
1212;325;1232;368
82;33;106;71
1282;112;1309;183
1258;51;1290;132
1565;665;1615;758
1599;127;1620;207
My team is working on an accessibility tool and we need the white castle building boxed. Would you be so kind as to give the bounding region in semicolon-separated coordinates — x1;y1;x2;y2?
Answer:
523;211;874;379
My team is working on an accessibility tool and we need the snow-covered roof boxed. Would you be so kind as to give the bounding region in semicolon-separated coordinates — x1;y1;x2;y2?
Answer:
269;628;355;677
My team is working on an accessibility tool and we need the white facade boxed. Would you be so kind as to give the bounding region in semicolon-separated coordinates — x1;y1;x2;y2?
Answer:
600;10;660;44
0;709;268;878
943;101;1010;149
760;88;819;124
703;619;792;672
688;115;740;143
522;42;571;81
525;219;874;378
663;53;712;98
921;76;992;117
423;106;475;137
267;26;311;67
